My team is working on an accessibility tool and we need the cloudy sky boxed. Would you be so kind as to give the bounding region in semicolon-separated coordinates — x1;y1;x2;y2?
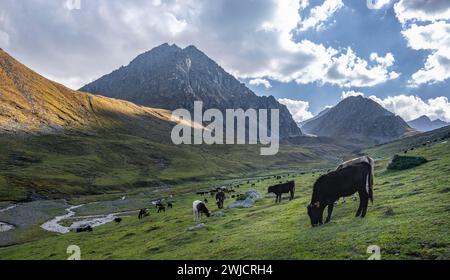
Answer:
0;0;449;122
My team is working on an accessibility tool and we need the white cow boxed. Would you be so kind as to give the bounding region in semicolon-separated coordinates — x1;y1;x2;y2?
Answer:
193;200;211;221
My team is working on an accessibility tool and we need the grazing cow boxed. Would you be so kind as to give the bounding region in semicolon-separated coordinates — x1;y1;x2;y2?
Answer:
268;181;295;204
157;204;166;213
138;208;148;219
167;202;173;209
76;226;93;233
215;190;225;209
193;200;211;221
307;162;373;227
114;217;122;223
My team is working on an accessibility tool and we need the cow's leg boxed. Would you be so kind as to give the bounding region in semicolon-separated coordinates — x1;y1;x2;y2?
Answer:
360;196;369;218
355;192;364;217
193;210;197;221
318;206;325;225
355;190;368;217
325;203;334;223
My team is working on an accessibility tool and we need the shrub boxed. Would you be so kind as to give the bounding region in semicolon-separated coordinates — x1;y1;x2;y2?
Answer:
387;155;428;171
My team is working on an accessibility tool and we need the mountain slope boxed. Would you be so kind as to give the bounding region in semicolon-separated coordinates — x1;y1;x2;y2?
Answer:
0;48;183;138
408;115;449;132
299;107;331;128
80;43;301;138
301;96;416;146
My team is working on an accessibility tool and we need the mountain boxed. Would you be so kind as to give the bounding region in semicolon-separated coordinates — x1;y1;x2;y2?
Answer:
80;43;301;138
298;107;331;128
301;96;416;146
407;115;449;132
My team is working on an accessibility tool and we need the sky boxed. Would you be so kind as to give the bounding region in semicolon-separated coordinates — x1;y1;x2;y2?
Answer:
0;0;449;122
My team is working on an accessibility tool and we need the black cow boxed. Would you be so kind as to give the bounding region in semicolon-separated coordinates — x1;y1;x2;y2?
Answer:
204;198;208;204
138;208;148;219
114;217;122;223
157;205;166;213
268;181;295;203
167;202;173;209
76;225;93;233
215;190;225;209
307;162;373;227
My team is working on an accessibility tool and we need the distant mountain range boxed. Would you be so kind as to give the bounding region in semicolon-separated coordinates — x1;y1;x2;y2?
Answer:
301;96;417;146
407;115;449;132
80;43;301;138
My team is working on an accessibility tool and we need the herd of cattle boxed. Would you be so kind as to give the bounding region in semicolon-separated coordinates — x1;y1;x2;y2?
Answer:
75;156;375;233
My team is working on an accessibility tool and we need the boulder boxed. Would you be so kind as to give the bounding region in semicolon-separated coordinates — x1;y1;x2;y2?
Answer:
228;190;261;208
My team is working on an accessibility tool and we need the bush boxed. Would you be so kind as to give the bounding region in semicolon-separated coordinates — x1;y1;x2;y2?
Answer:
387;155;428;171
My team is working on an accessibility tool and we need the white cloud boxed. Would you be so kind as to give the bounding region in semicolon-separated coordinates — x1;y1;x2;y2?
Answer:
394;0;450;24
394;1;450;86
370;52;395;67
400;21;450;86
299;0;344;31
249;78;272;89
0;0;399;90
341;90;365;99
369;94;450;122
401;21;450;51
410;49;450;86
64;0;81;11
322;48;400;87
367;0;391;10
278;98;314;123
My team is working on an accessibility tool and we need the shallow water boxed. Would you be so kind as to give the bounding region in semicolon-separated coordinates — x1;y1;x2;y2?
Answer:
41;205;83;234
40;206;137;234
0;222;15;232
0;205;17;213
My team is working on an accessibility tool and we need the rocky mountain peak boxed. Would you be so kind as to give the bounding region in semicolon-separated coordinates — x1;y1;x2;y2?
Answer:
301;96;415;146
80;44;302;138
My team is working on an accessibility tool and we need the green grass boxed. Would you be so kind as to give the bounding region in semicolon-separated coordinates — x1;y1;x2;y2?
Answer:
0;131;351;202
1;138;448;260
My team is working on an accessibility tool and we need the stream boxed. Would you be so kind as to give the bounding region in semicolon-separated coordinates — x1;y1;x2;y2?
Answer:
40;206;138;234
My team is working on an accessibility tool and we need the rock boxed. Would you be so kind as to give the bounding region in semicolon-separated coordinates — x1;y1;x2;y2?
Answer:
228;190;261;209
245;190;261;200
229;197;255;208
188;223;206;231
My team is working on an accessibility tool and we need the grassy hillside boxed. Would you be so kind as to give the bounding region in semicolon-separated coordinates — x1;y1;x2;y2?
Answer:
1;135;448;260
0;132;352;202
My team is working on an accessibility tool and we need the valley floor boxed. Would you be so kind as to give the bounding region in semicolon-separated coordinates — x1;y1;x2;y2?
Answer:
0;140;449;260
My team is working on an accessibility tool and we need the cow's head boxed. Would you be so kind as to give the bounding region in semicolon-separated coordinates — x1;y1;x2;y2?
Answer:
307;202;321;227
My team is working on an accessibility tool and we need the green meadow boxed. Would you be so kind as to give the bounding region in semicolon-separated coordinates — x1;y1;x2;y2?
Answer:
0;132;448;260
